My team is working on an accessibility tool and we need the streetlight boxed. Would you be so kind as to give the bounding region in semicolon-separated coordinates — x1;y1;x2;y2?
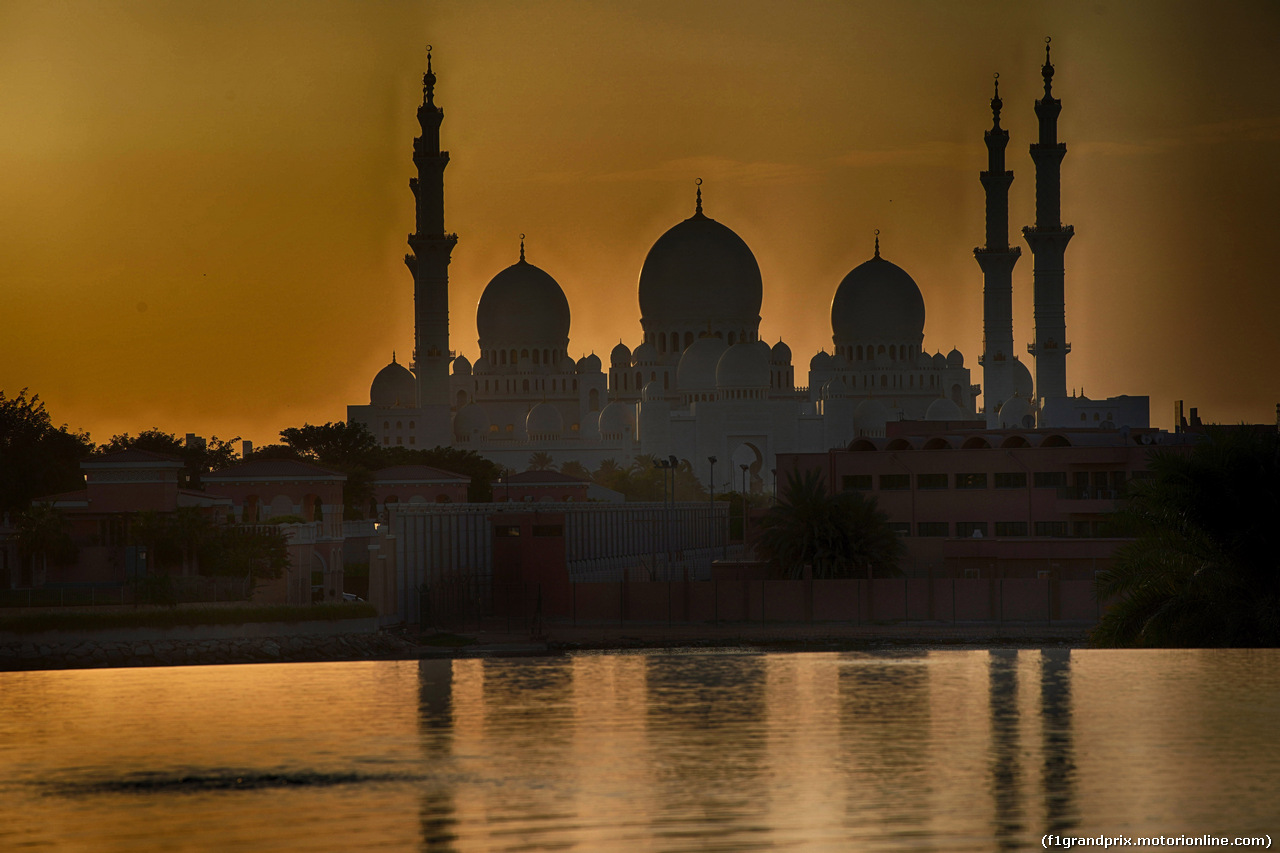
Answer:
707;456;717;560
653;456;678;577
740;463;749;557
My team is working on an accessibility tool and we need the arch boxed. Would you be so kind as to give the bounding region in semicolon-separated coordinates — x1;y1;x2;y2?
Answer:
589;388;600;412
456;390;467;407
885;438;913;451
396;421;402;429
729;441;765;494
856;345;863;361
877;345;885;355
268;494;294;518
382;420;389;429
880;375;888;388
532;349;540;364
923;437;952;450
510;349;517;364
500;350;507;365
522;379;530;393
889;344;897;360
684;331;693;348
1041;434;1072;448
670;332;679;352
635;371;642;389
1000;435;1031;448
849;438;878;451
243;495;260;524
962;436;991;449
728;331;736;345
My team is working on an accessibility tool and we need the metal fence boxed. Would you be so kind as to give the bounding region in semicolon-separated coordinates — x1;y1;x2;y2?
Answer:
0;576;253;609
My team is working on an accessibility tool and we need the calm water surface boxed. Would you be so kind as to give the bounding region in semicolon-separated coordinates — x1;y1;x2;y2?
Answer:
1;649;1277;851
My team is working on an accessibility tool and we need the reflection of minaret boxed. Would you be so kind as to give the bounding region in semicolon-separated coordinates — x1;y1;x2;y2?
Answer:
1023;39;1073;405
417;659;458;852
1040;649;1078;835
407;47;458;442
987;649;1024;850
976;74;1022;427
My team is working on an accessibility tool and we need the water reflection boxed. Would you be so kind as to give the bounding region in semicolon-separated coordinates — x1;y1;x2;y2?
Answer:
988;649;1024;849
1040;649;1078;835
417;659;456;852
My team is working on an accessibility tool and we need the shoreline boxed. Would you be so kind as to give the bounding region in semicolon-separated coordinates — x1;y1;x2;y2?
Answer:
0;621;1092;671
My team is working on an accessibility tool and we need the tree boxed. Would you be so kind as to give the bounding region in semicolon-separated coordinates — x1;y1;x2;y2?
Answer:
101;428;240;488
527;451;555;471
560;460;592;480
279;421;378;469
14;503;78;585
1092;428;1280;648
197;524;288;582
755;469;903;579
0;389;94;515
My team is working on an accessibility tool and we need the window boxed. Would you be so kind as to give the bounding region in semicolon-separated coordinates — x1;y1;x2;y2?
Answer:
533;524;564;538
1072;521;1096;538
994;472;1027;489
917;473;948;490
994;521;1028;537
505;424;514;432
842;474;872;491
955;473;987;489
489;424;499;433
888;522;910;536
408;436;416;445
495;525;521;537
957;521;988;538
917;522;949;537
1035;521;1068;537
879;474;910;490
1033;471;1067;488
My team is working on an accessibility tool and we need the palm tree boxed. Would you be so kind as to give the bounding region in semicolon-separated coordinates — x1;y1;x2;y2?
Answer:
1092;427;1280;648
527;451;555;471
755;469;903;579
559;460;591;480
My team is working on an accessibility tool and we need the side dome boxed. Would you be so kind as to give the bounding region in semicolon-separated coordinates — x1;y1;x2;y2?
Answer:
716;341;770;390
452;354;472;376
633;341;659;365
598;401;636;438
809;350;833;372
854;398;893;435
1012;358;1034;399
946;348;964;368
472;355;491;375
771;340;792;364
576;353;602;374
370;358;416;408
932;351;947;368
476;259;571;349
997;395;1034;429
638;212;763;331
453;402;490;441
526;402;564;438
677;335;728;392
610;342;632;368
831;251;926;345
925;397;965;421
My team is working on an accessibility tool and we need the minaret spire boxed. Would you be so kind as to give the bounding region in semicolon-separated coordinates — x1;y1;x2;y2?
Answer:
694;177;704;217
874;229;881;259
519;233;526;263
1023;36;1073;406
976;71;1022;427
404;44;457;443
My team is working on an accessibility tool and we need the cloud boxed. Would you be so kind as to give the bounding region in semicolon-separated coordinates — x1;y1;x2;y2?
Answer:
1076;115;1280;157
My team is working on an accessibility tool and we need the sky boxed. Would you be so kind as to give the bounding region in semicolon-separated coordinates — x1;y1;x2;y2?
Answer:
2;0;1278;446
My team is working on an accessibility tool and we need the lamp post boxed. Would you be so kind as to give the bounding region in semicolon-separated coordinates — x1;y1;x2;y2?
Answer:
653;456;678;578
707;456;717;559
740;463;749;557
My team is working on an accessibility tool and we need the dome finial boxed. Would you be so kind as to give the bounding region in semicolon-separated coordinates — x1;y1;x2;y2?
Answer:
991;72;1003;127
392;350;397;363
695;177;703;216
874;229;881;259
519;233;526;263
423;45;436;106
1042;36;1055;95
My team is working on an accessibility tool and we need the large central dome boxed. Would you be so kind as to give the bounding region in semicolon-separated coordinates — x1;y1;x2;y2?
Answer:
638;212;762;331
476;258;570;349
830;251;926;345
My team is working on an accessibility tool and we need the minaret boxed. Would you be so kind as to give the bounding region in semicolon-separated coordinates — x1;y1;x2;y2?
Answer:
405;47;457;442
1023;38;1073;403
976;74;1022;427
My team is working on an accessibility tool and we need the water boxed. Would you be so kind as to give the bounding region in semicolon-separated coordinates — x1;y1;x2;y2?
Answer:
1;649;1277;851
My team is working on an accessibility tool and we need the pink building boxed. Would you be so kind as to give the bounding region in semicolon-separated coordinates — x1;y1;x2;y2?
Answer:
777;423;1198;579
372;465;470;514
496;470;592;503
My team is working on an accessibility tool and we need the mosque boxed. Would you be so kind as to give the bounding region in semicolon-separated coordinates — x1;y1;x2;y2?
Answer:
347;43;1147;492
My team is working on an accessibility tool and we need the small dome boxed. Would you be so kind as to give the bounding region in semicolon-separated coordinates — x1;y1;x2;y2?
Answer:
677;335;728;392
810;350;834;372
370;358;416;408
820;375;853;400
453;402;490;440
476;259;571;348
925;397;965;421
598;401;636;437
831;252;926;345
716;341;770;390
642;379;667;402
633;341;659;365
917;351;934;369
452;354;472;376
1012;358;1034;399
526;402;564;437
932;352;947;368
946;348;964;368
577;353;602;374
771;339;792;365
997;395;1034;429
472;355;491;375
638;212;763;331
854;398;893;434
610;342;632;368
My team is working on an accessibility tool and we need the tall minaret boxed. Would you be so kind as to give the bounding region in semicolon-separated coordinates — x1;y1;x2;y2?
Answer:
1023;38;1073;403
976;74;1022;427
406;47;457;442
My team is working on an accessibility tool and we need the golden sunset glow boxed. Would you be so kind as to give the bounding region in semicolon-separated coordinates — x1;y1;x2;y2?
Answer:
3;1;1277;445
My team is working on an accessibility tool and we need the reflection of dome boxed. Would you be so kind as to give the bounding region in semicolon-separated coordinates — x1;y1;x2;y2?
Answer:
638;212;762;330
810;350;833;372
598;401;636;437
1012;358;1034;398
610;342;632;368
576;353;602;374
633;341;658;365
831;251;926;344
771;340;792;364
370;357;416;407
854;398;893;434
452;354;472;376
997;395;1034;429
677;335;728;392
946;348;964;368
926;397;965;421
716;341;770;390
453;402;489;440
476;259;570;347
526;402;563;437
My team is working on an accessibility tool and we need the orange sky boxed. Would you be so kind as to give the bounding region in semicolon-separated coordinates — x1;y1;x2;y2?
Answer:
2;0;1278;446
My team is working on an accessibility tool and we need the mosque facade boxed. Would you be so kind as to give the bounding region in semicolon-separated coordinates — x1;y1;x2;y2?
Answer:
347;44;1147;493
